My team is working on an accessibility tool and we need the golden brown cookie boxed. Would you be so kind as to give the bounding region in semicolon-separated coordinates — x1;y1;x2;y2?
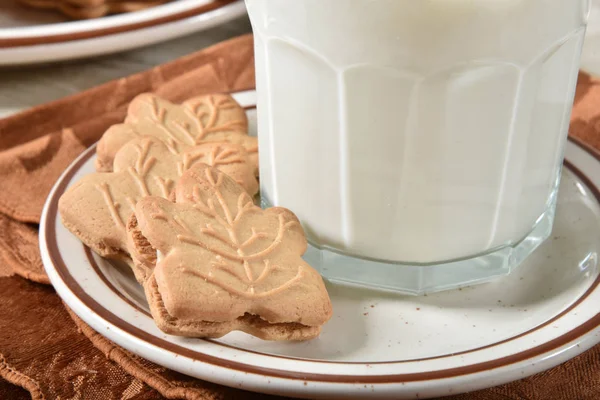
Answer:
130;163;332;340
59;138;258;282
95;93;257;175
18;0;170;19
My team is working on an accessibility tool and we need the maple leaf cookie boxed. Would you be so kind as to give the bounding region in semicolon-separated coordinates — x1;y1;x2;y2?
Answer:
129;163;333;340
95;93;258;174
59;138;257;281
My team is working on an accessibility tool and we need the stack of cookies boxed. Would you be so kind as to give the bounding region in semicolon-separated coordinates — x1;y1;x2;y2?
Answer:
18;0;171;19
59;93;333;340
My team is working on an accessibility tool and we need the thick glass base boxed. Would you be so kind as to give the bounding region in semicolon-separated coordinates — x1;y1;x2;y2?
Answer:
300;208;555;295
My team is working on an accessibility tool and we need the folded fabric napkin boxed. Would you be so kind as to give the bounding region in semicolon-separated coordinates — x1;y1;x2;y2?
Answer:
0;33;599;399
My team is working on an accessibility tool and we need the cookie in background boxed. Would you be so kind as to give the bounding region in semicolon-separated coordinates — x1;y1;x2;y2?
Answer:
17;0;172;19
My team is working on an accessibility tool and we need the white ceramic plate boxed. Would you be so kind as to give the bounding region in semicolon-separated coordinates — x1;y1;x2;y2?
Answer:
40;91;600;399
0;0;245;66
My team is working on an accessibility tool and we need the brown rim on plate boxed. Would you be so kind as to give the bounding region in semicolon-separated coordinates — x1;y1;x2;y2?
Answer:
83;246;151;314
0;0;238;49
44;137;600;383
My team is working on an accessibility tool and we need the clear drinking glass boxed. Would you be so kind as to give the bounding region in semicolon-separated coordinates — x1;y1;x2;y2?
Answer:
246;0;590;294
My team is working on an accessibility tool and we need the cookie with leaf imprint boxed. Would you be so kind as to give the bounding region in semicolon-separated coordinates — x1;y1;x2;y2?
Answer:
59;137;258;282
95;93;258;175
128;163;333;340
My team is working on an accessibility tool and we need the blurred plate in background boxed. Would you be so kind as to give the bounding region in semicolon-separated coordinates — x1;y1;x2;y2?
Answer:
0;0;245;66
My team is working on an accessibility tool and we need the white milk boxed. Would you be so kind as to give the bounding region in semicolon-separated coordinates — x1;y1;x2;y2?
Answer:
247;0;588;263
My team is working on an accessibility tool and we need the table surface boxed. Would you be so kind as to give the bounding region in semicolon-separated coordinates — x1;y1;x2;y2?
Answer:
0;14;253;119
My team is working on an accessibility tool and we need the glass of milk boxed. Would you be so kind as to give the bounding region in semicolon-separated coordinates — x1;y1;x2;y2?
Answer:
246;0;590;294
